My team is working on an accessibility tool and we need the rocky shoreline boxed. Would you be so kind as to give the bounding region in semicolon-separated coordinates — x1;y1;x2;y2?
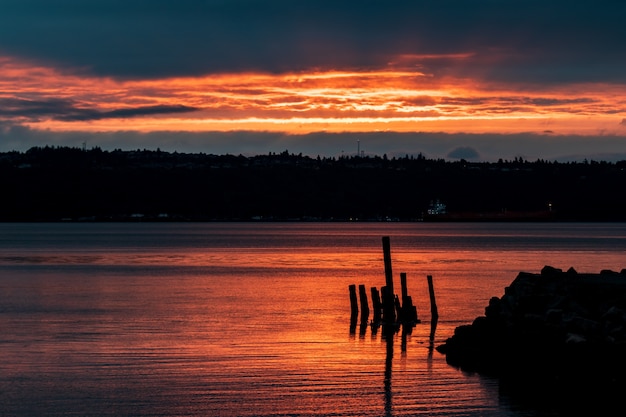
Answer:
437;266;626;390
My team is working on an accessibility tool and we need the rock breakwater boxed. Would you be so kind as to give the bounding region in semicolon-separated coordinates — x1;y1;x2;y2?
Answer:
437;266;626;386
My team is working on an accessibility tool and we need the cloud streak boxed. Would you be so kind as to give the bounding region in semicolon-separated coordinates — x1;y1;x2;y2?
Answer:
0;1;625;160
0;97;198;122
1;56;624;138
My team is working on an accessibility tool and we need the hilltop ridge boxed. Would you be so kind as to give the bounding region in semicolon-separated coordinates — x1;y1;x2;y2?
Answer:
2;146;626;222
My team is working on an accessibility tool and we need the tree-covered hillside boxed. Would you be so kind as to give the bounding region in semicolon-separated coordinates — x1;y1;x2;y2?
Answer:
2;146;625;221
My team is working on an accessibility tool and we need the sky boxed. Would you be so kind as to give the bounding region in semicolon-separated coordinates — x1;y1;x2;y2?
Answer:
1;0;626;161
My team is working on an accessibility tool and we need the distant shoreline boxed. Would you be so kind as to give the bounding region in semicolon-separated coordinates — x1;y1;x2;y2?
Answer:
2;146;626;222
3;217;625;223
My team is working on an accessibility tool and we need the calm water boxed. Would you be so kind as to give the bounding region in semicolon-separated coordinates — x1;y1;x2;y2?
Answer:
1;222;625;416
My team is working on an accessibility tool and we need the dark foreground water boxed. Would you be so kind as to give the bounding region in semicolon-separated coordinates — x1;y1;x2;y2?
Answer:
1;222;625;416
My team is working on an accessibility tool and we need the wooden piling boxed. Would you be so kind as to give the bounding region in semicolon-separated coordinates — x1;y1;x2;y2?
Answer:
403;295;419;323
349;284;358;319
382;237;394;293
400;272;408;303
371;287;382;323
394;294;402;320
427;275;439;321
349;237;435;334
381;237;396;323
358;284;370;323
381;285;395;324
398;272;419;323
399;272;408;322
380;285;389;307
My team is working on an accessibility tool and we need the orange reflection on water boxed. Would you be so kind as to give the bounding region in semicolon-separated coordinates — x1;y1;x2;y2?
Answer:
4;222;626;416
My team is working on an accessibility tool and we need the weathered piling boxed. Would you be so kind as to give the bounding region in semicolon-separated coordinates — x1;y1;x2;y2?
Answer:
400;272;408;321
358;284;370;323
382;236;394;293
400;272;408;302
381;236;396;323
349;284;359;319
394;295;402;320
397;272;419;323
403;296;419;323
350;236;428;334
427;275;439;321
380;285;392;322
371;287;382;323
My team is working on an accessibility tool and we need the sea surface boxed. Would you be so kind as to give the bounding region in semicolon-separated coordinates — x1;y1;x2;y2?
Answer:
1;222;625;416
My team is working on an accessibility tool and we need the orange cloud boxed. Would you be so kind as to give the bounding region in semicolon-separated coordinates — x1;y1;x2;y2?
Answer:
1;55;625;136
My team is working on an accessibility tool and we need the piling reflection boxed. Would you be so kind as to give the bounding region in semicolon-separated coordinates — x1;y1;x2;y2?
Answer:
378;321;428;417
428;316;438;359
350;308;437;417
383;325;394;417
352;317;427;416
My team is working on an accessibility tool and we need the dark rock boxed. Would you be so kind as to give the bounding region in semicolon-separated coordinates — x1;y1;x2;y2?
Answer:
437;266;626;387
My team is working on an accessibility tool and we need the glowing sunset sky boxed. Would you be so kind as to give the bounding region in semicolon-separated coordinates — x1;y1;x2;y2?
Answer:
1;0;626;161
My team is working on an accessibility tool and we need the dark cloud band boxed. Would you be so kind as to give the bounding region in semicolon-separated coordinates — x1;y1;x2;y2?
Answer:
0;98;198;121
0;0;625;84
